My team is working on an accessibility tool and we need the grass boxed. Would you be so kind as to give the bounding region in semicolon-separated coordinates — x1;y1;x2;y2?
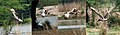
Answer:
23;18;31;24
86;27;120;35
32;28;86;35
88;32;120;35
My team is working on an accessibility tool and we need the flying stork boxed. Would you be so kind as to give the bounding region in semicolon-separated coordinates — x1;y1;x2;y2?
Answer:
10;8;23;22
63;8;80;19
90;6;115;21
63;12;71;20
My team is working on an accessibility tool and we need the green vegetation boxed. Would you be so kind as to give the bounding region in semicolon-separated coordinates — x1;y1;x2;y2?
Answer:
38;0;59;8
87;0;120;28
0;0;60;25
23;18;31;24
87;28;120;35
0;0;32;25
0;0;32;34
87;0;120;35
40;0;58;6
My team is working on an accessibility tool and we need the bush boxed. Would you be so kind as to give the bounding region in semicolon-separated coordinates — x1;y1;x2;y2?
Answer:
108;15;120;28
23;18;31;24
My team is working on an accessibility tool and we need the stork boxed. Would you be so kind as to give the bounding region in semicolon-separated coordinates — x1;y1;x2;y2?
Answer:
10;8;23;22
71;8;80;14
63;8;80;19
90;6;115;21
90;6;115;35
71;8;78;12
63;12;71;20
10;8;23;34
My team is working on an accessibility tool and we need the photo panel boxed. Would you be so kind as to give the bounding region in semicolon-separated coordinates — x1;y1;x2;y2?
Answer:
86;0;120;35
0;0;32;35
32;0;86;35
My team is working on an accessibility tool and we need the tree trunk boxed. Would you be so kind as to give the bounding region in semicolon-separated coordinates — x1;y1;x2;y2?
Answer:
31;0;39;29
86;1;90;23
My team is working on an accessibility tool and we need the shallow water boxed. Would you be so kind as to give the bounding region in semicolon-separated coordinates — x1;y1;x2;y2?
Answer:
0;24;31;35
58;25;86;29
36;16;58;27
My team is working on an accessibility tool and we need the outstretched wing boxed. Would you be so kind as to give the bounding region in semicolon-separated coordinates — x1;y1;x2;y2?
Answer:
12;12;23;22
90;7;104;19
104;6;115;18
10;9;23;22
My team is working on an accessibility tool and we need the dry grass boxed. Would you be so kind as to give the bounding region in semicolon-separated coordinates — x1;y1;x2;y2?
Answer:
32;28;86;35
58;2;84;12
33;19;86;35
87;28;120;35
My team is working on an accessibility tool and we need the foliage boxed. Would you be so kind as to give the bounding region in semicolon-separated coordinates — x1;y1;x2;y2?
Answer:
87;0;115;8
23;18;31;24
108;16;120;27
0;0;32;26
0;0;32;34
38;0;59;8
0;6;12;25
86;0;120;26
81;8;85;14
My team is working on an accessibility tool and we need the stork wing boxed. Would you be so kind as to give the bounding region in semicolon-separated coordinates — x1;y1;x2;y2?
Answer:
12;12;23;22
115;12;120;16
77;10;81;13
90;7;103;18
71;8;75;12
104;6;115;18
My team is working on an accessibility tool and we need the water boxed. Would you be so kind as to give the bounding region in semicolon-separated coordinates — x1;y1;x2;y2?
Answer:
36;16;58;27
9;24;31;35
58;25;86;29
0;28;5;35
0;24;31;35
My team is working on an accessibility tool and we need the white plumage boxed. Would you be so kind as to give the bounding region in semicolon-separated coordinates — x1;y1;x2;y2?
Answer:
63;8;80;19
41;12;46;17
10;9;23;22
41;9;46;17
41;9;51;17
90;6;115;21
64;12;70;18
